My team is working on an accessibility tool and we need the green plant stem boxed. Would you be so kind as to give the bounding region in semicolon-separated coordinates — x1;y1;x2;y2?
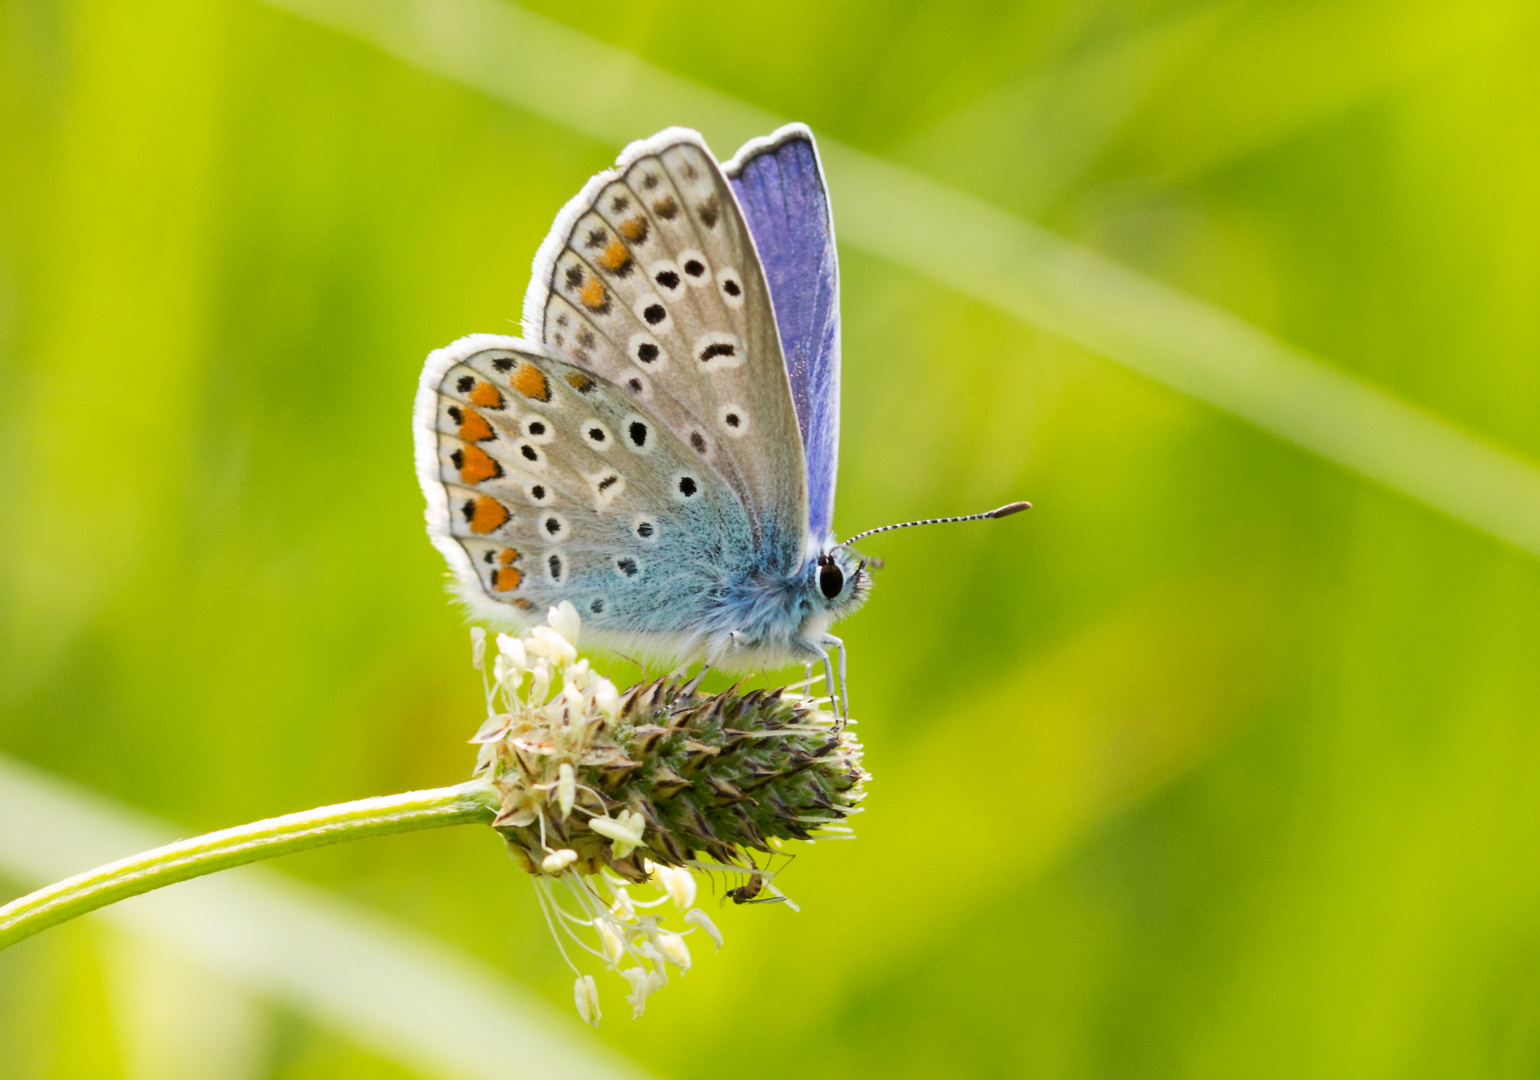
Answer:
0;777;499;951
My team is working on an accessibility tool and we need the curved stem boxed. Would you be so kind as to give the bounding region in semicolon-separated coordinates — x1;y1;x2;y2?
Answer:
0;777;500;952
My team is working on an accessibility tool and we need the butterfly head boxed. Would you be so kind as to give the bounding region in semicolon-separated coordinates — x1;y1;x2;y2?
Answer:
813;502;1031;617
811;546;871;618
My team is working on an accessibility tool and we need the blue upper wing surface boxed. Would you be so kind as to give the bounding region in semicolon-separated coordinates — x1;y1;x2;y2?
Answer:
726;126;841;542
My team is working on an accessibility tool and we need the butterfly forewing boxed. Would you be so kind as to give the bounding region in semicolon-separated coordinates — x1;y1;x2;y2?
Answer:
419;337;749;635
526;129;809;563
726;126;842;543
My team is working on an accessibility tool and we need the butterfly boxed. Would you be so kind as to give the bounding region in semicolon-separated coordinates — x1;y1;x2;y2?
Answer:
414;124;1026;703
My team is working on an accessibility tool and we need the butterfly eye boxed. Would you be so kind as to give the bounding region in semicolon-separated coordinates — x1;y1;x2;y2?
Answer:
819;560;844;600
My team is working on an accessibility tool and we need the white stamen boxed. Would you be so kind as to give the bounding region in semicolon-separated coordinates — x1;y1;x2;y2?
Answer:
495;632;526;669
573;974;601;1026
594;677;620;721
654;931;691;971
556;763;576;819
541;848;577;874
653;864;697;909
683;908;722;950
547;601;582;649
621;966;659;1018
590;810;646;859
527;625;577;666
596;919;625;964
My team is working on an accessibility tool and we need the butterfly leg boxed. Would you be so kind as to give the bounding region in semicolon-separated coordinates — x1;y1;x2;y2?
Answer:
828;635;850;720
814;634;849;721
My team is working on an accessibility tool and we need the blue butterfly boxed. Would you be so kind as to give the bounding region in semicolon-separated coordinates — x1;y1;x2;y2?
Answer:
414;125;1024;701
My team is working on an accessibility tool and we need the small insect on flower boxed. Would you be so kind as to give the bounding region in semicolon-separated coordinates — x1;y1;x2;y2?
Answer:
723;871;786;906
466;603;868;1024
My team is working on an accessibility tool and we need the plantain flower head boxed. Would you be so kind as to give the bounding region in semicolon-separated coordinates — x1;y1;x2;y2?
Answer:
468;603;868;1023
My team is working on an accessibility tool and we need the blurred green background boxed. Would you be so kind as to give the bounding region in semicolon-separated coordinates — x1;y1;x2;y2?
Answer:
6;0;1540;1076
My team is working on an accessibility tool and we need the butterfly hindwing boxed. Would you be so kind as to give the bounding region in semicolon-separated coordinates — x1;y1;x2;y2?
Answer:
726;125;842;543
414;334;751;640
524;128;809;565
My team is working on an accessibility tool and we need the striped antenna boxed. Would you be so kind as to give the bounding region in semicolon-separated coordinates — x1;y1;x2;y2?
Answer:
840;501;1031;546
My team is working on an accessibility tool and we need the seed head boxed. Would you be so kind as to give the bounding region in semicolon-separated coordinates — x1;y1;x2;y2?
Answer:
467;603;869;1022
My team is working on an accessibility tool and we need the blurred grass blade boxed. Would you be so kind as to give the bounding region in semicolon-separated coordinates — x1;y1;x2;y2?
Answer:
1123;0;1534;184
0;756;649;1080
262;0;779;149
896;5;1226;212
899;0;1527;208
260;0;1540;558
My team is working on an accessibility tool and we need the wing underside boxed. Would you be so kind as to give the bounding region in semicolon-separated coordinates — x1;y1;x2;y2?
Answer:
522;128;810;565
413;334;747;643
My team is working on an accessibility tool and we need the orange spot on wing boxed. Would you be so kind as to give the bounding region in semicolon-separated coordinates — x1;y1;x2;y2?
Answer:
566;372;595;394
597;237;632;274
513;598;535;611
497;547;520;566
579;277;608;311
619;216;649;243
467;496;509;534
458;444;500;484
512;361;551;402
458;409;494;442
492;566;522;592
469;381;505;409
